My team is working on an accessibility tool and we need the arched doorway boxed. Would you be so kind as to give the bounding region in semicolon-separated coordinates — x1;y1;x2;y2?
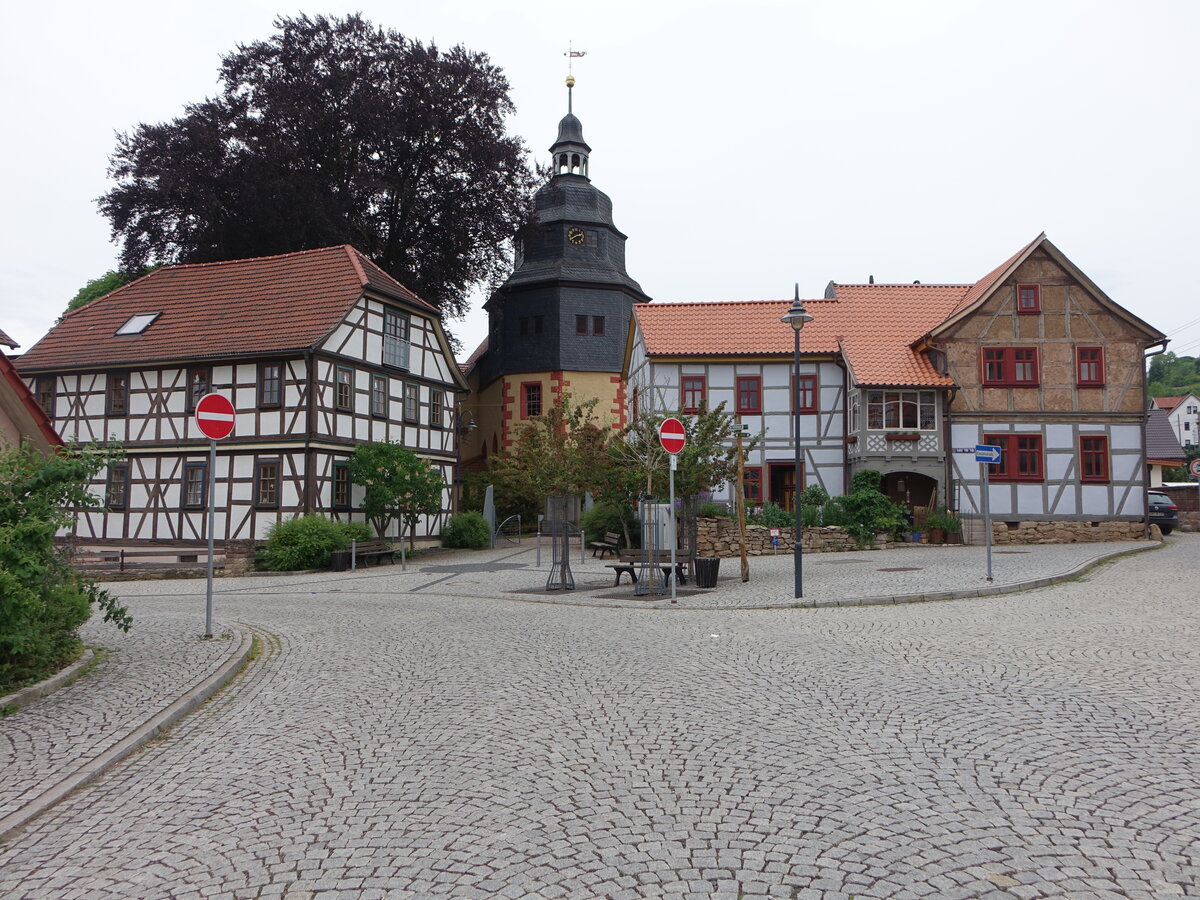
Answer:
880;471;938;511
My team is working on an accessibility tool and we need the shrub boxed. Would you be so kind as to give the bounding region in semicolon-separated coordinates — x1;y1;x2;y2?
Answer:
800;504;822;527
821;498;848;527
850;469;882;493
1;442;131;691
799;484;830;509
581;502;636;547
441;511;491;549
262;514;349;571
841;489;907;547
336;520;373;543
697;501;728;519
749;501;792;528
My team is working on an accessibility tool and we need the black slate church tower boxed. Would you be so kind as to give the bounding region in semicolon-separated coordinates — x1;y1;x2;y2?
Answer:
460;76;650;467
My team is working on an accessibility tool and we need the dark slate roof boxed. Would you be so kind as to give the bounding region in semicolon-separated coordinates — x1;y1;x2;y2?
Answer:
1145;407;1186;464
501;178;647;298
15;246;435;372
0;328;18;349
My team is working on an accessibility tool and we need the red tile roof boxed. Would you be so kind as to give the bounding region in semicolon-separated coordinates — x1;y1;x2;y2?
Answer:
1;351;62;449
15;246;436;372
1153;396;1185;414
634;284;968;387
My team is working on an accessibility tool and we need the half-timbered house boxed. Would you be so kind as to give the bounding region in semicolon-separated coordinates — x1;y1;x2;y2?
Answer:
625;234;1168;526
15;246;466;546
1;328;62;453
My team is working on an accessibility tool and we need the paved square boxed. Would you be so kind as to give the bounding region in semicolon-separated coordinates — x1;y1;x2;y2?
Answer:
1;537;1197;898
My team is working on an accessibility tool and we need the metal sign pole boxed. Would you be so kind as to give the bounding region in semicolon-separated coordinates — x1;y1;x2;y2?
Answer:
980;459;993;583
205;438;217;638
669;453;677;604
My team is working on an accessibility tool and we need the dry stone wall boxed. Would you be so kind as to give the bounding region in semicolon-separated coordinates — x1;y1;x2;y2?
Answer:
990;521;1152;544
695;518;890;557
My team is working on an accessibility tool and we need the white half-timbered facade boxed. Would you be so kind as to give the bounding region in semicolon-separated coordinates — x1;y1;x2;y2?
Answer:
16;246;467;546
625;301;849;509
624;235;1168;525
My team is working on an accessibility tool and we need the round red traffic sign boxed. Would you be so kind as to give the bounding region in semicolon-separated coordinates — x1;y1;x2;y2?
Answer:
1190;458;1200;479
195;392;236;440
658;417;686;455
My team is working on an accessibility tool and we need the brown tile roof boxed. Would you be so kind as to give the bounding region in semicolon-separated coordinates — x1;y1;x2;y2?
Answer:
1153;395;1185;414
634;284;968;387
460;337;489;375
15;246;436;372
1145;407;1186;464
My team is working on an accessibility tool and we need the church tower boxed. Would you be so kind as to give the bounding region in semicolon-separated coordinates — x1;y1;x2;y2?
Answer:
460;76;650;469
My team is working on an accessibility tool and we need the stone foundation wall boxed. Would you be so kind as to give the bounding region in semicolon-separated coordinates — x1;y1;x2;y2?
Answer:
695;518;893;557
990;521;1153;544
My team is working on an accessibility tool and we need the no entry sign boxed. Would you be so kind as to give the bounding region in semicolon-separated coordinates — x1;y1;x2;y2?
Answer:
658;417;686;454
195;393;236;440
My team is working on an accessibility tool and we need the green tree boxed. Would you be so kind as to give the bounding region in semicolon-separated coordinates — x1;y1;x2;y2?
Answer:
65;267;157;314
1;442;131;691
348;443;445;549
99;14;536;336
616;403;758;500
486;393;616;522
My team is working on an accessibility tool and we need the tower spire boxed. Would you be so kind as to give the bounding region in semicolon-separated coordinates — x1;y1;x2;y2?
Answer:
551;45;591;179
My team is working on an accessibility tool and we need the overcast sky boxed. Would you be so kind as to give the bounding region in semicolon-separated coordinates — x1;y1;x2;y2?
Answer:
3;0;1198;360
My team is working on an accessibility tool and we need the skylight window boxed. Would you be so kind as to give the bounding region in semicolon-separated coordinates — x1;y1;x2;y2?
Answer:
115;313;160;335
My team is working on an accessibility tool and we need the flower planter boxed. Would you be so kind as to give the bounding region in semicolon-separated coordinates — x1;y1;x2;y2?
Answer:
927;528;944;545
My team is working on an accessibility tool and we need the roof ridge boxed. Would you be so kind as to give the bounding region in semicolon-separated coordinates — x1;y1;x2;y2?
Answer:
343;244;369;288
641;298;834;308
837;282;973;288
156;245;348;273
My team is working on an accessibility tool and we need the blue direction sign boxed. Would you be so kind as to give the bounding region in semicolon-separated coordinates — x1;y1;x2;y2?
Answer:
975;444;1002;464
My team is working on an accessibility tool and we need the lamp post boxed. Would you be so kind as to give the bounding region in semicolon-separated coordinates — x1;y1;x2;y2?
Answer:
781;285;814;599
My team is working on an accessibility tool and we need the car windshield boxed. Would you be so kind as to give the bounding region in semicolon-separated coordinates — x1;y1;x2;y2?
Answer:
1148;493;1168;502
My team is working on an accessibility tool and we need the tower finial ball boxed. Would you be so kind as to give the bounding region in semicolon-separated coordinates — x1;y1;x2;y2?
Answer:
566;74;575;88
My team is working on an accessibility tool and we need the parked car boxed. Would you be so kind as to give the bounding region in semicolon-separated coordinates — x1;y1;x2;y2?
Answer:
1148;491;1180;535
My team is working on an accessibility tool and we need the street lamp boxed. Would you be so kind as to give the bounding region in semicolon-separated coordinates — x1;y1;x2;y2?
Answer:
781;285;814;599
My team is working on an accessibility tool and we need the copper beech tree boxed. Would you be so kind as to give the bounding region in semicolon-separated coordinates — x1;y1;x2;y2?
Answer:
99;14;536;338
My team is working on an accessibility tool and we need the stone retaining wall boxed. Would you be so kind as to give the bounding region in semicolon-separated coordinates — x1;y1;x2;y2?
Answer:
696;519;892;557
990;521;1152;544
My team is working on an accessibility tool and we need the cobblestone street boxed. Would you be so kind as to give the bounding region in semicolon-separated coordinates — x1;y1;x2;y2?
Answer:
2;537;1198;899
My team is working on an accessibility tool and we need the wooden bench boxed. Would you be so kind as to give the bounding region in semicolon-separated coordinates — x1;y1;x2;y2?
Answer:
590;531;622;558
606;551;688;587
351;540;396;567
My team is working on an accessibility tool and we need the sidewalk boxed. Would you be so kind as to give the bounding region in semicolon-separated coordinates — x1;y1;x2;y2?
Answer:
0;611;251;841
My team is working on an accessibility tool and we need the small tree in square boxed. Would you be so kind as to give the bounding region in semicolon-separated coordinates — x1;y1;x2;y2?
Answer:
348;442;445;549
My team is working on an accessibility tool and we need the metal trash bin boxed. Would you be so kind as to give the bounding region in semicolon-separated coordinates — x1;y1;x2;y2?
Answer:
330;550;351;572
694;557;720;588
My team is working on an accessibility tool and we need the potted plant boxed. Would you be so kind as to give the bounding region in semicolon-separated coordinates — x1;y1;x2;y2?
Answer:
924;509;948;545
943;512;963;544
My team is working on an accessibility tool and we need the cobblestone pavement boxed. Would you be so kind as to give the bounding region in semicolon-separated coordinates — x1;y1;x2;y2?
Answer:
0;607;238;822
1;536;1197;898
90;537;1163;611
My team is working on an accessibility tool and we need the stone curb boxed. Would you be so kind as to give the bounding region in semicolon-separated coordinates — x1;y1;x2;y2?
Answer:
0;630;254;844
0;649;95;713
477;540;1163;611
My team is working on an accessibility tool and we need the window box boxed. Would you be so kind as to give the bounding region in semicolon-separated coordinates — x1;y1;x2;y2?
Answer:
845;435;859;444
885;432;921;441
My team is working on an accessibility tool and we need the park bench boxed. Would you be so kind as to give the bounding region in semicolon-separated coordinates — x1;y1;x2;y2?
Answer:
605;550;688;587
590;531;622;558
350;539;397;567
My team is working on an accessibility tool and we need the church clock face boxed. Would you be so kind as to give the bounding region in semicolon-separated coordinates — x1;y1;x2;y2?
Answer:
567;226;586;246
